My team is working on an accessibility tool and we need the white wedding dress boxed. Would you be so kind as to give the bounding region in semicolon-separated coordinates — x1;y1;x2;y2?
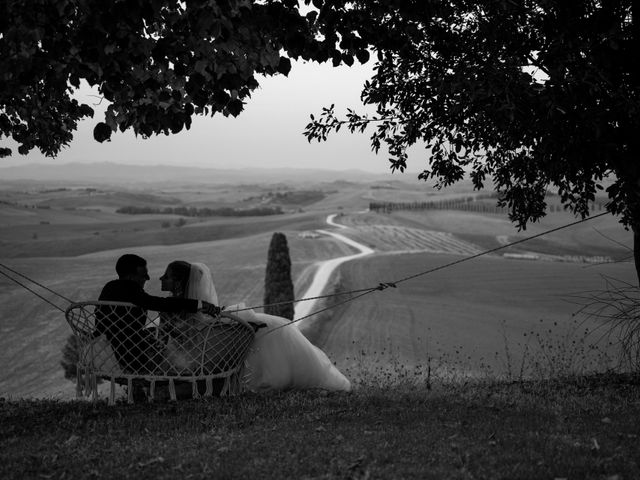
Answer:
183;263;351;392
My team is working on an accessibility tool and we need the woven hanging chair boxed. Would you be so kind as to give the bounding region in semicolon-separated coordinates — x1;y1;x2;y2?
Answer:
65;301;256;405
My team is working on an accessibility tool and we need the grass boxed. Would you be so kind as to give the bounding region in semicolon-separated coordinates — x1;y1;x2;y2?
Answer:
571;277;640;373
1;373;639;480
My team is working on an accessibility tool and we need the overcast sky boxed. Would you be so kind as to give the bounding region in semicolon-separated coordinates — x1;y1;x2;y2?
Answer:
2;60;426;176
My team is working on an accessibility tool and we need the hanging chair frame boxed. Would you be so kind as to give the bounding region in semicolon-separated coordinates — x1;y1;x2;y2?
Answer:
65;301;256;405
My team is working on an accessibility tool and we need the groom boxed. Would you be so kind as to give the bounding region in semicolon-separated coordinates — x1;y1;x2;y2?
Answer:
95;253;221;373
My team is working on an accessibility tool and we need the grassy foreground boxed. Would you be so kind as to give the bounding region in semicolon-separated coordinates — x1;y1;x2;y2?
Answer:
1;374;639;480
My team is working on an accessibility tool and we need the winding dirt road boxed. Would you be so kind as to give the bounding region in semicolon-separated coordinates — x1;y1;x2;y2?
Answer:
295;214;373;330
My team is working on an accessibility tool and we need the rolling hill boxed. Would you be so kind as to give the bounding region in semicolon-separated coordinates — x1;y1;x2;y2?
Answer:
0;162;394;185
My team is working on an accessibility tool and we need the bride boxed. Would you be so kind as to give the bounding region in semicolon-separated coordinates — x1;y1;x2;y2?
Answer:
159;260;351;392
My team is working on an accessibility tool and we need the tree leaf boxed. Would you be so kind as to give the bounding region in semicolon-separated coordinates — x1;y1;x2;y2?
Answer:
277;56;292;75
93;122;112;143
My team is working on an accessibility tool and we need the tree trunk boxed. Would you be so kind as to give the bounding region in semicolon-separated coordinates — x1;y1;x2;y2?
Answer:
634;2;640;287
634;223;640;287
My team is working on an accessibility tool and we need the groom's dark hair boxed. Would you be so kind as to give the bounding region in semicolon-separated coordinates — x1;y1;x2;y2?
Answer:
115;254;147;278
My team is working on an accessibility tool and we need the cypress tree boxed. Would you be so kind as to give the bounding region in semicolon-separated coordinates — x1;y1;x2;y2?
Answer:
263;232;294;320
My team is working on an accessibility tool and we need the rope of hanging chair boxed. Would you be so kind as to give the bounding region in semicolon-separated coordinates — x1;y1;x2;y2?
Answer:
0;264;67;312
0;261;74;301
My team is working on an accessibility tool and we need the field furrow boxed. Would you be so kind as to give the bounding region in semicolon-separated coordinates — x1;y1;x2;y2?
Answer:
347;224;483;256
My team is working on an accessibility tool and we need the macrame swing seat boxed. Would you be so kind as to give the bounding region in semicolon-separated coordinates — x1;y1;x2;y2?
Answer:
65;301;255;405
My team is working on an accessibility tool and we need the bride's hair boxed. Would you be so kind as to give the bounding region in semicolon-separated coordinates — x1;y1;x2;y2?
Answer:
168;260;191;297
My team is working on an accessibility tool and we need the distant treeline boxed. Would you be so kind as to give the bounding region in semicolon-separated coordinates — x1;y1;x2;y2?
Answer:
267;190;328;204
244;189;329;206
116;205;284;217
38;187;98;193
370;194;503;214
0;200;52;209
370;196;605;214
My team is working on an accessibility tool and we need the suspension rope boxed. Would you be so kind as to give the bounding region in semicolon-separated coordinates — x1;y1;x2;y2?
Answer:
240;211;612;320
230;285;385;313
0;266;66;313
0;261;74;304
265;288;381;335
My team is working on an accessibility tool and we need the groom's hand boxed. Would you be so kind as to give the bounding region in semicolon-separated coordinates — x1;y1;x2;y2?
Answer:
202;301;224;317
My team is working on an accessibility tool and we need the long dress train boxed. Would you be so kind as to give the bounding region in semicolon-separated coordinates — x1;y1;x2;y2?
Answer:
241;311;351;392
168;262;351;393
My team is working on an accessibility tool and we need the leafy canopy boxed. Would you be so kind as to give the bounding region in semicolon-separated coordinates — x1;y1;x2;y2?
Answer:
305;0;639;230
0;0;331;158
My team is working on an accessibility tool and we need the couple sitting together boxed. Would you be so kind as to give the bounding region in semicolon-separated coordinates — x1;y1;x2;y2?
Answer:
94;253;351;393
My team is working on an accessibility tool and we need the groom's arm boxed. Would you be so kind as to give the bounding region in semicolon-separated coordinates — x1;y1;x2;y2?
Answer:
136;289;222;315
98;279;220;314
136;290;200;313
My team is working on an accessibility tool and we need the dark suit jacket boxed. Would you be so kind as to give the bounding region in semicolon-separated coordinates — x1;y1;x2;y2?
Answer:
95;279;200;373
98;279;199;312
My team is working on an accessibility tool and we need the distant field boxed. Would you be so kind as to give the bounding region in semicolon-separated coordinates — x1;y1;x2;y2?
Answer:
308;251;636;380
332;222;483;255
0;180;370;258
337;207;632;260
0;210;332;258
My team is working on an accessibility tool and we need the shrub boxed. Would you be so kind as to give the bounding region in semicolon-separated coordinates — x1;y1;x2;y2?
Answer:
60;334;80;382
574;277;640;372
61;334;103;385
